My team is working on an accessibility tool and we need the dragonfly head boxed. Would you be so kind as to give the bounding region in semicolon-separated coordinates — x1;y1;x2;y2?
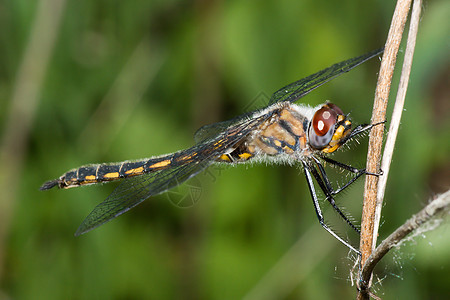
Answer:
308;102;352;153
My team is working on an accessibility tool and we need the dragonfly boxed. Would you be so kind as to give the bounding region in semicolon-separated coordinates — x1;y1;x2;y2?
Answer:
41;48;383;254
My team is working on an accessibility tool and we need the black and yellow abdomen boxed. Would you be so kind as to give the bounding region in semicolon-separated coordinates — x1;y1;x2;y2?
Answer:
40;157;173;190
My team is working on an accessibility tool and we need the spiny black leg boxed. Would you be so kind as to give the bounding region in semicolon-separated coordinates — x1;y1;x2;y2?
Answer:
302;161;361;255
311;156;335;195
321;156;382;176
318;156;382;195
312;155;364;198
320;156;363;174
307;161;361;235
316;160;365;196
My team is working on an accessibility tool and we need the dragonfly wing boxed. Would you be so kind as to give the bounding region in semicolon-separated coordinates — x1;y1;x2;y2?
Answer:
75;111;270;235
194;111;255;144
193;49;384;143
75;158;212;236
268;48;383;105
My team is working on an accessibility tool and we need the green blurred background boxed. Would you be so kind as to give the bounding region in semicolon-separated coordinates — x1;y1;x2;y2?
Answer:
1;0;449;299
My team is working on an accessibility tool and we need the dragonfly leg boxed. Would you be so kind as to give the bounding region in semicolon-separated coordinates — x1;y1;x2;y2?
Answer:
302;161;361;255
307;160;361;234
318;156;382;196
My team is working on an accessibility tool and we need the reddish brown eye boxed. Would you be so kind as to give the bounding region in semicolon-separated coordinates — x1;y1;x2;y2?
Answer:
312;107;337;136
327;103;344;116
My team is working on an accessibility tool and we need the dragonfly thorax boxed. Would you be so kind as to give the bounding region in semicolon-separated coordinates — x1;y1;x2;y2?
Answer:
215;102;352;164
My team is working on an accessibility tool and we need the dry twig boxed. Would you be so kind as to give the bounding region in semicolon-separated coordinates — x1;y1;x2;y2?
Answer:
357;0;423;298
359;0;412;268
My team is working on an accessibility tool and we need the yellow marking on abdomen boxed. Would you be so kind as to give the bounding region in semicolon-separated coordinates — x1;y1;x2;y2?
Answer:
177;153;196;162
125;167;144;175
103;172;120;179
219;154;231;162
67;178;78;184
148;159;171;169
85;175;96;181
238;153;252;160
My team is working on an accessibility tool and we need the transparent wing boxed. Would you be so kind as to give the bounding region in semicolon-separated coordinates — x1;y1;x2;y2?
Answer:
75;156;211;236
194;111;254;143
75;111;271;235
195;48;383;142
268;48;383;105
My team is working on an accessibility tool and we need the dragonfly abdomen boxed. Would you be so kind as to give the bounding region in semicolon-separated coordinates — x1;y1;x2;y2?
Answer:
40;156;174;190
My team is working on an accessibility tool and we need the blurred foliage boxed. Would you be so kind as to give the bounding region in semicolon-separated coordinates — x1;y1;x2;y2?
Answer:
1;0;449;299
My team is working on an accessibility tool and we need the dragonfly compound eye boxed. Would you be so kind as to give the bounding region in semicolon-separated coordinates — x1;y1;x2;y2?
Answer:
308;105;338;149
